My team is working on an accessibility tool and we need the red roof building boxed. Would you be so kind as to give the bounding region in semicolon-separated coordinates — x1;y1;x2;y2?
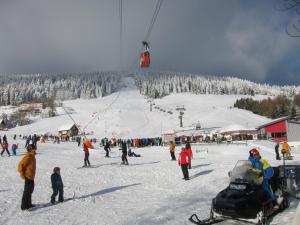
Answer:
257;117;300;142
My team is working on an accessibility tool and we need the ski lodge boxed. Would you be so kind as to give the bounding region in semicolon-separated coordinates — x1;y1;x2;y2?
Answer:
58;124;79;141
257;117;300;142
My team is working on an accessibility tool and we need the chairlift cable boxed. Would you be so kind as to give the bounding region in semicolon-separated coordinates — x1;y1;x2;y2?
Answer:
128;0;164;72
119;0;123;70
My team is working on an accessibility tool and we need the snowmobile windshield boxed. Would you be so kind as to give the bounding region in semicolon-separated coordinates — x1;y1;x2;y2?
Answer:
229;160;263;185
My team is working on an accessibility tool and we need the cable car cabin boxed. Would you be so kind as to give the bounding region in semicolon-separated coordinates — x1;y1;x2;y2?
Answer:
140;51;150;68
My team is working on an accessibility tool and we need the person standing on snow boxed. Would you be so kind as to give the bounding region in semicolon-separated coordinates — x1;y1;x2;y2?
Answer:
18;144;36;210
11;143;18;156
104;141;110;157
51;167;64;204
178;147;190;180
281;141;292;159
25;135;31;148
169;141;176;160
186;142;193;169
121;141;128;165
83;143;91;167
1;141;10;156
274;142;281;160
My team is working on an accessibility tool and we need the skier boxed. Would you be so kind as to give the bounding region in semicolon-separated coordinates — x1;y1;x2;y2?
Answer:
11;143;18;156
274;142;281;160
178;147;190;180
248;149;283;205
2;134;7;144
83;142;91;167
104;141;110;157
1;141;10;156
18;144;36;210
51;167;64;204
76;136;81;147
121;141;128;165
169;141;176;160
186;142;193;169
25;135;31;148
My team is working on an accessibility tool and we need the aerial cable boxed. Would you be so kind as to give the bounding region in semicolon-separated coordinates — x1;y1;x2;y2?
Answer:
119;0;123;70
129;0;164;71
81;91;120;132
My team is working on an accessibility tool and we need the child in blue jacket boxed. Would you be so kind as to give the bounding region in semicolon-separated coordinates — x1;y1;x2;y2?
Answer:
51;167;64;204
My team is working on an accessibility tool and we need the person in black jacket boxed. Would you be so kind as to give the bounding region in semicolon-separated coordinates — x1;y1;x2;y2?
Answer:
121;141;128;165
104;141;110;157
51;167;64;204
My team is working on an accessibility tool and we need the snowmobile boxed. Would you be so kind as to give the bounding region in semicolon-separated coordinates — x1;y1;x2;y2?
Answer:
189;160;300;225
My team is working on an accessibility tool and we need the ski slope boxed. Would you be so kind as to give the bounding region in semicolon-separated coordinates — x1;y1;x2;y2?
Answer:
5;76;270;138
1;76;300;225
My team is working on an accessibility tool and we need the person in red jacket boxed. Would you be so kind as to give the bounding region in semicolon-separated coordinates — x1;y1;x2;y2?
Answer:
186;142;193;169
83;143;91;167
178;147;190;180
1;142;10;156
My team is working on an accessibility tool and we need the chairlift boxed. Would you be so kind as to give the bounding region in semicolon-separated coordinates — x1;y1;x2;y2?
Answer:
140;41;150;68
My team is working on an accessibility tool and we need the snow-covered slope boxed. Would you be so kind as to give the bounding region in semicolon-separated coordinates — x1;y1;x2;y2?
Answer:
7;77;270;138
1;77;300;225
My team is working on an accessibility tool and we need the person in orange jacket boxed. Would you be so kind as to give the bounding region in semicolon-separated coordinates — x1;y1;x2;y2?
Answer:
178;147;190;180
18;144;36;210
169;141;176;160
281;141;292;159
186;142;193;169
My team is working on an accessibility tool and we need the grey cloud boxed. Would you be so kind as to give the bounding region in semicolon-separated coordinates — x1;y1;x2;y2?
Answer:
0;0;299;84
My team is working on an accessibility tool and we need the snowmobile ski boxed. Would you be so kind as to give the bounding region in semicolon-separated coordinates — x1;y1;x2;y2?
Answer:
189;214;224;225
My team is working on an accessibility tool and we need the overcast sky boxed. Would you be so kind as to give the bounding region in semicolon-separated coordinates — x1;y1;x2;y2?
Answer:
0;0;299;84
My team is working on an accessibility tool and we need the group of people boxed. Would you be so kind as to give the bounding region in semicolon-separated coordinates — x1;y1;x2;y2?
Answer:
14;131;293;211
274;141;292;160
0;134;19;156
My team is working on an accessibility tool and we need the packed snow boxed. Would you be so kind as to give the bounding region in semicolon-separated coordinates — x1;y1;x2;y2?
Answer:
0;77;299;225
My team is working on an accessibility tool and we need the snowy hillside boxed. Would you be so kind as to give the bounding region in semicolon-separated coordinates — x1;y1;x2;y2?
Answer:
1;76;300;225
6;76;270;138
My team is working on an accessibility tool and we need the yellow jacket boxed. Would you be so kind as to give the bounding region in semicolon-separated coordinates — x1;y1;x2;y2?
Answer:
18;151;36;180
282;142;291;153
169;143;175;152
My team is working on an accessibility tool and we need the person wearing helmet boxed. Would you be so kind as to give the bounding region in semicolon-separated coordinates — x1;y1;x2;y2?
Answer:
51;167;64;204
248;148;282;205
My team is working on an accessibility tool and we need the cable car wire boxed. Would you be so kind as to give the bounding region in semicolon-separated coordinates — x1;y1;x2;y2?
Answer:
119;0;123;70
128;0;164;71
